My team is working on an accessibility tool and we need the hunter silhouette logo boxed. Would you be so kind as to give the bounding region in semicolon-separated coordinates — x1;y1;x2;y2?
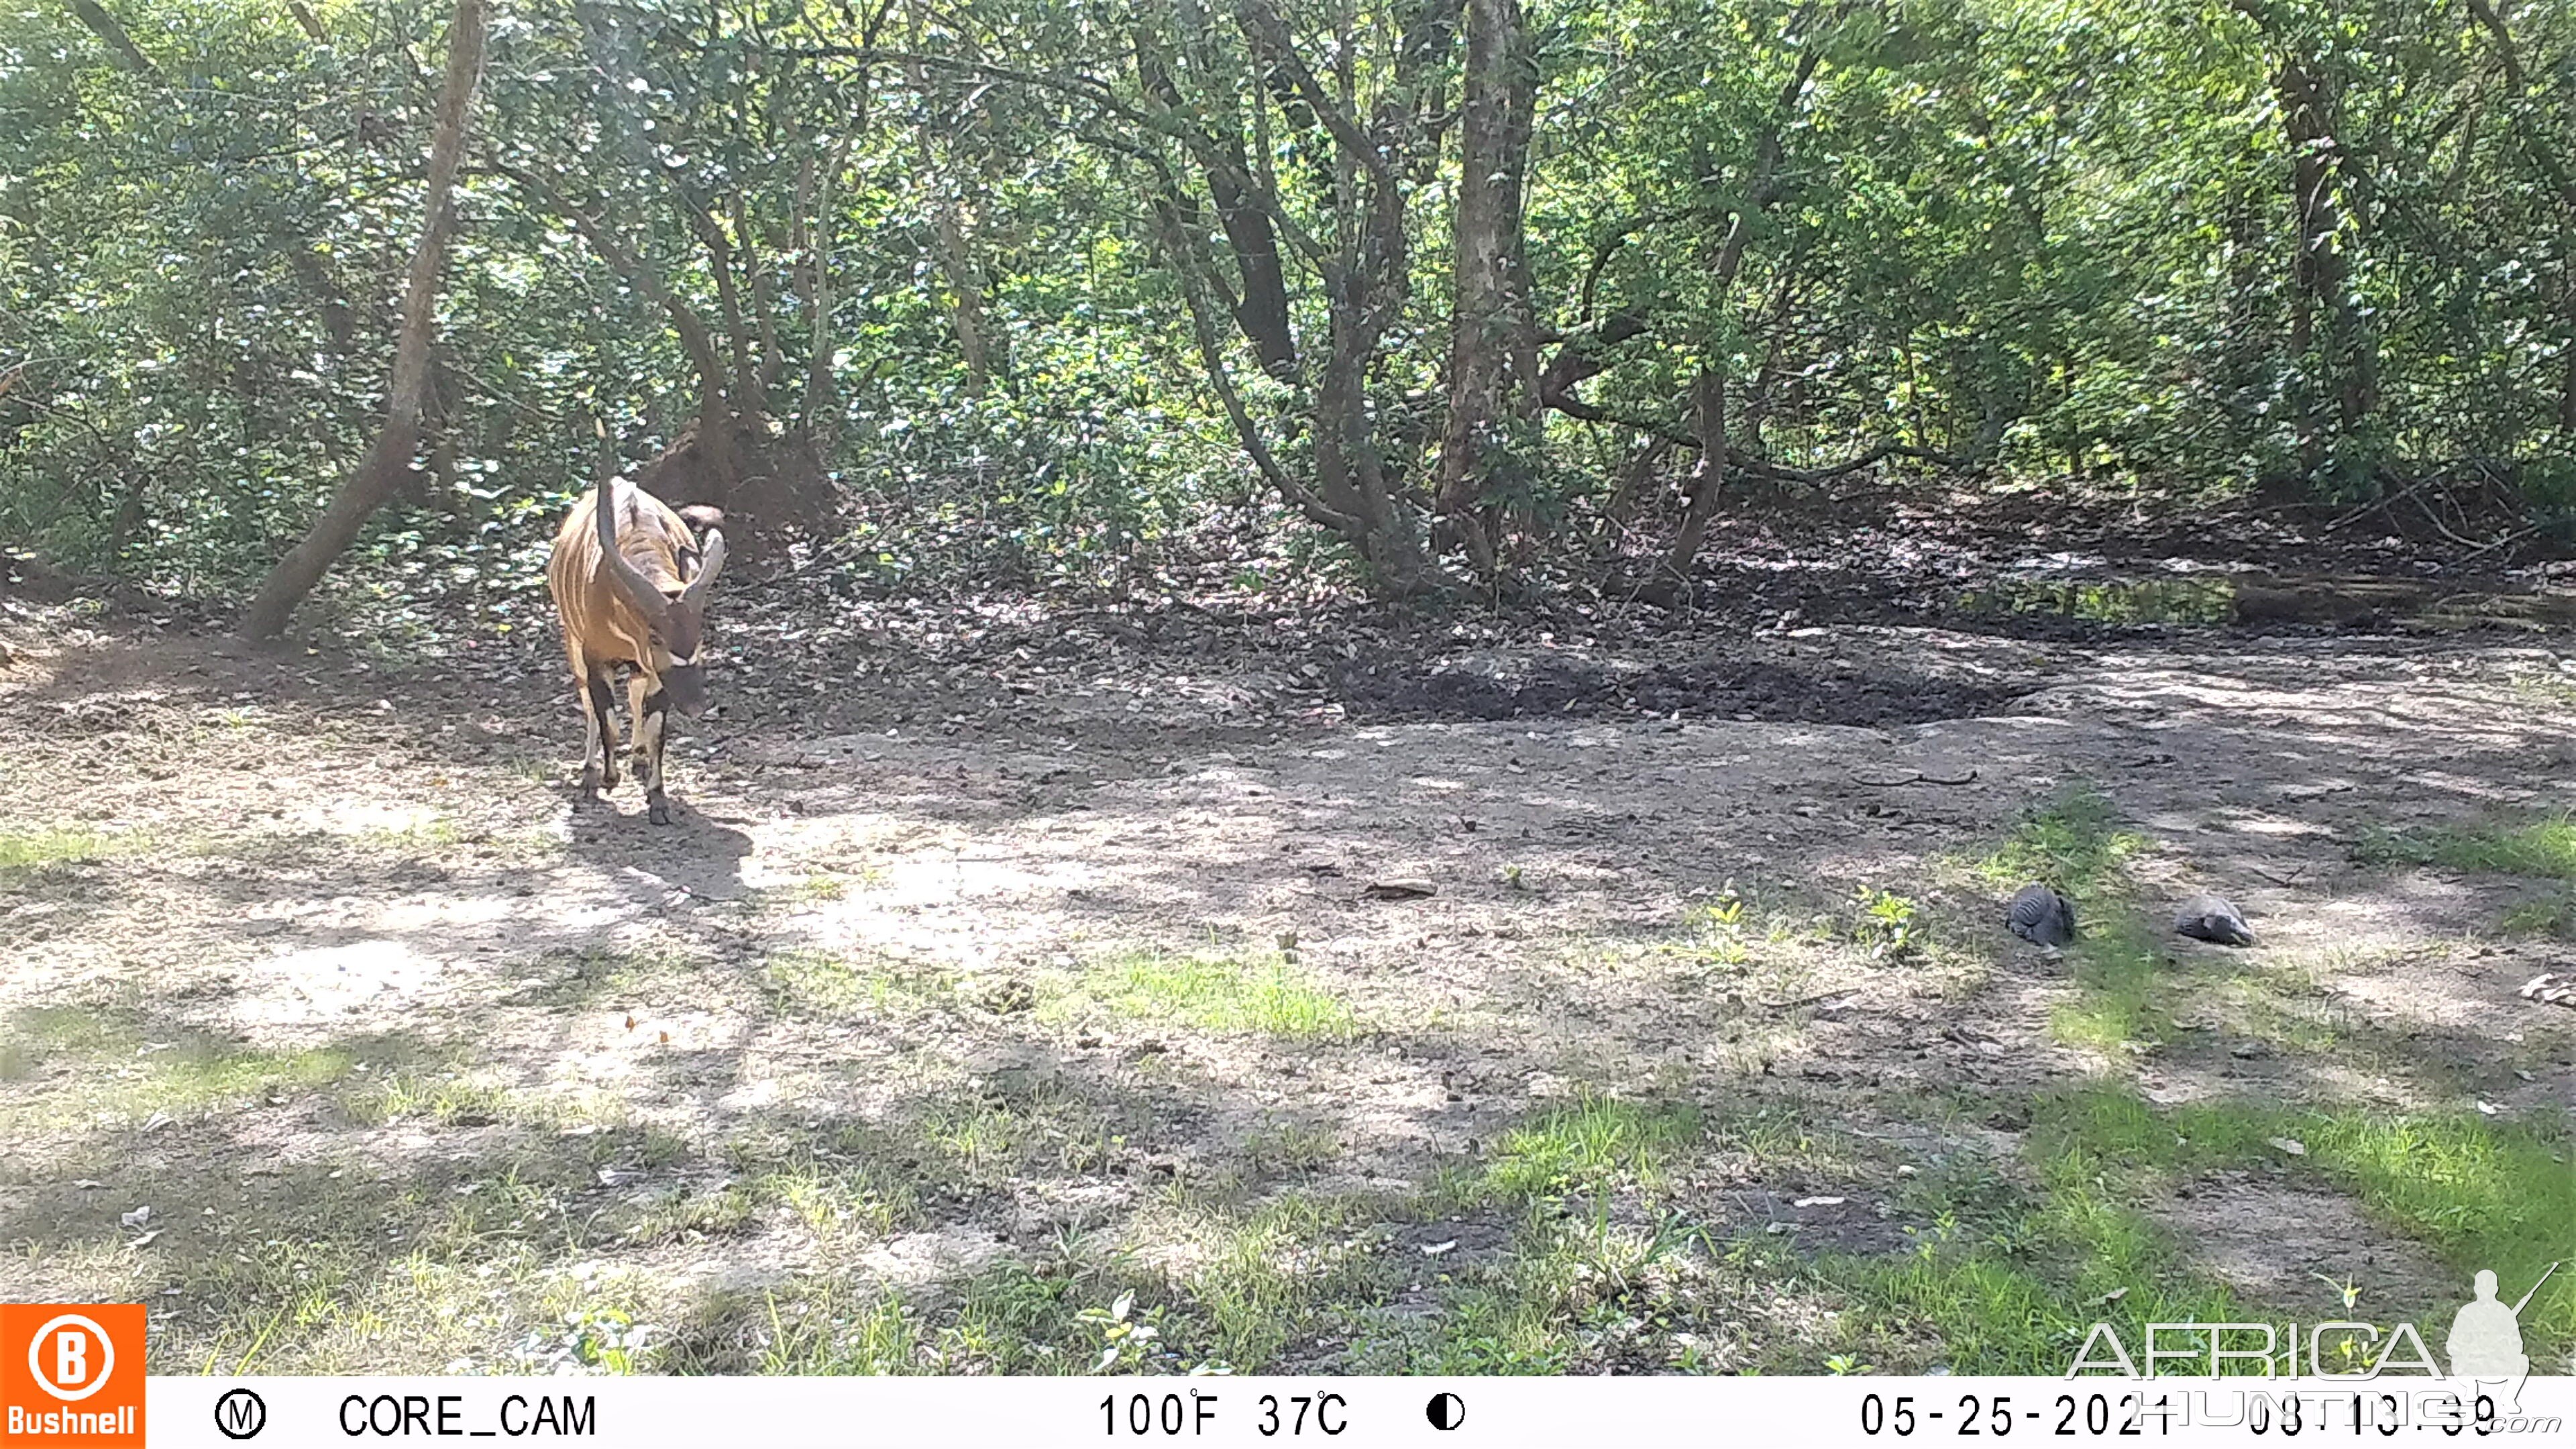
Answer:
2448;1264;2556;1418
1;1303;144;1446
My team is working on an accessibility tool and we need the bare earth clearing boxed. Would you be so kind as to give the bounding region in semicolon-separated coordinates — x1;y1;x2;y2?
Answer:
3;537;2572;1375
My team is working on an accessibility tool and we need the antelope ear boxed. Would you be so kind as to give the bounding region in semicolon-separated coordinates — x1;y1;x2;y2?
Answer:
677;505;727;533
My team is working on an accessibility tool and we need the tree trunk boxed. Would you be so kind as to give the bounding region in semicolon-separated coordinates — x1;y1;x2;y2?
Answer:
906;59;993;395
240;0;483;641
2562;340;2576;435
736;193;786;400
1134;25;1298;377
796;133;856;452
60;0;157;76
1658;46;1817;580
672;185;767;420
501;166;742;507
2271;47;2367;471
1432;0;1537;576
1664;369;1726;580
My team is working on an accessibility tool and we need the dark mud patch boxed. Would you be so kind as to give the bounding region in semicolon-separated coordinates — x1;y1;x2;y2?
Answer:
1334;655;2027;727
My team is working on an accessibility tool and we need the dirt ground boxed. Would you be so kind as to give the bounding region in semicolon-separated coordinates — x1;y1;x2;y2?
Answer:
3;529;2573;1375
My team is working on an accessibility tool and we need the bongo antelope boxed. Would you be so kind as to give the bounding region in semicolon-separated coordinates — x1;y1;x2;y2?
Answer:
545;472;727;824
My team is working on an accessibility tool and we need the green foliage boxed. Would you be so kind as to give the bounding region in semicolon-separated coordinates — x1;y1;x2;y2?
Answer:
0;826;111;870
1849;887;1921;959
1483;1096;1701;1201
2356;815;2576;881
4;0;2571;604
2037;1089;2575;1353
1049;951;1362;1041
1976;786;2143;897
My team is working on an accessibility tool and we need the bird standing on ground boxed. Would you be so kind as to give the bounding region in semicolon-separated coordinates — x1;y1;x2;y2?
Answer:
2007;883;2076;946
2174;894;2257;946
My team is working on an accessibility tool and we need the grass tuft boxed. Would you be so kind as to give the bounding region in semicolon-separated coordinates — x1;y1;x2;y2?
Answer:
1973;786;2142;896
1483;1096;1700;1201
2356;814;2576;881
1051;951;1361;1041
763;949;953;1020
0;825;110;869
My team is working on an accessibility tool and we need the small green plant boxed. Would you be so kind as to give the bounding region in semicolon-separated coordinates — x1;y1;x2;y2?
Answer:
1852;888;1920;959
1078;1291;1165;1373
561;1306;655;1374
1693;889;1747;929
1052;952;1360;1040
1686;888;1754;966
1824;1352;1878;1375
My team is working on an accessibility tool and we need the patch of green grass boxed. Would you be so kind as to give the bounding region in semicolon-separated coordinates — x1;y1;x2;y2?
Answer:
2356;814;2576;881
744;872;879;916
763;949;954;1020
352;816;464;849
341;1071;540;1130
1242;1119;1344;1177
178;1228;667;1375
1957;786;2167;1055
1175;1191;1399;1369
1824;1123;2249;1373
0;1009;359;1130
1482;1096;1701;1201
1825;1083;2574;1375
1049;951;1361;1041
0;825;110;869
758;1156;914;1244
739;1283;926;1373
2045;1089;2575;1350
2499;894;2575;937
624;1181;760;1246
2048;915;2165;1053
1972;786;2142;896
910;1083;1126;1185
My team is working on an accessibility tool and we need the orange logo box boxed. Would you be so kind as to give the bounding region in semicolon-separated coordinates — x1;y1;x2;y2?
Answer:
0;1305;144;1448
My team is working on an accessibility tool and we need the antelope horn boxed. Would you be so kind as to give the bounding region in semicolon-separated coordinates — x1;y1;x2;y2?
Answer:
681;525;726;608
594;475;670;623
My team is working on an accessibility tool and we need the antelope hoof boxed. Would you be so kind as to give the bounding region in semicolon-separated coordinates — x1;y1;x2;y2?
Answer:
647;794;672;826
578;763;602;797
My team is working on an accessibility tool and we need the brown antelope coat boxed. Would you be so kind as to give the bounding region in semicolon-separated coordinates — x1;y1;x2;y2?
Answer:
545;477;726;824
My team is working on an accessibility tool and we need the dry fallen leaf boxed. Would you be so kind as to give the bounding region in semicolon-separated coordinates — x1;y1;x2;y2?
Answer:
1794;1195;1846;1208
658;1031;669;1045
127;1230;160;1250
625;1016;637;1030
2268;1136;2306;1156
